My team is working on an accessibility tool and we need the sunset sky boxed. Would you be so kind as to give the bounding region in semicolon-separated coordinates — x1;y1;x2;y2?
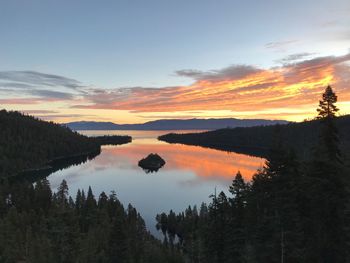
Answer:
0;0;349;123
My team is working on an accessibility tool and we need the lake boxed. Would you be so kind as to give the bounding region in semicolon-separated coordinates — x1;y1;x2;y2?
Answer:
47;130;264;234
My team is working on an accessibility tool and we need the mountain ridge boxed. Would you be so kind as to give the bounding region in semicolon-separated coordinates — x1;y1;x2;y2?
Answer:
65;118;289;130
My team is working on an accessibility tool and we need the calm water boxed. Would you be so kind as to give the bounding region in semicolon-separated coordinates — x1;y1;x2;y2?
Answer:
48;130;264;234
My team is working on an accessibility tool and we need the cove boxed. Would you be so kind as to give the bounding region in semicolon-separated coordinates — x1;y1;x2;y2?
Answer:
47;130;264;234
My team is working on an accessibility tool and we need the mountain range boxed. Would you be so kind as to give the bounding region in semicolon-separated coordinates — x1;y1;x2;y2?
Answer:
65;118;289;131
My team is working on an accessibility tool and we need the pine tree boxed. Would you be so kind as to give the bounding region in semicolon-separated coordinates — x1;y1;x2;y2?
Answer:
75;189;82;211
34;178;52;213
98;191;108;209
56;180;69;208
229;171;247;207
316;85;339;119
227;171;248;263
316;85;341;163
308;85;347;262
86;186;97;210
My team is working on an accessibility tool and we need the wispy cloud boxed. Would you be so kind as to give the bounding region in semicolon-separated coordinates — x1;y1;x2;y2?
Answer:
0;71;84;102
175;65;261;82
0;71;82;89
27;89;75;100
0;98;43;104
0;82;34;89
275;52;316;64
265;40;299;52
21;110;59;114
36;114;95;121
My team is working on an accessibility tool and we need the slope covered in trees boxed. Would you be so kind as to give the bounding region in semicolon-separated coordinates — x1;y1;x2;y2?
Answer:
159;114;350;162
156;86;350;262
0;110;131;179
0;179;184;262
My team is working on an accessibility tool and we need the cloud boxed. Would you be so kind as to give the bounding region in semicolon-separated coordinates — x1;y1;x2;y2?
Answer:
28;89;75;100
36;114;95;121
0;71;82;89
276;52;316;64
15;110;96;122
175;65;262;82
265;40;299;52
0;70;85;103
0;82;34;89
320;20;339;28
0;98;42;105
71;52;350;117
21;110;59;114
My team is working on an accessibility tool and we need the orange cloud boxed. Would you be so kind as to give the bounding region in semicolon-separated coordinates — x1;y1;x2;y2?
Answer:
72;53;350;120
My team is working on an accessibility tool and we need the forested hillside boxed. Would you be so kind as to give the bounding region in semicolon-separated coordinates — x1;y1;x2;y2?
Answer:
0;179;184;262
0;110;130;178
159;115;350;161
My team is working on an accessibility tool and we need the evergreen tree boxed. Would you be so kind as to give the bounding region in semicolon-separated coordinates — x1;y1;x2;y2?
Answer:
307;85;346;262
56;179;69;208
86;186;97;210
227;171;248;262
317;85;339;119
316;85;341;163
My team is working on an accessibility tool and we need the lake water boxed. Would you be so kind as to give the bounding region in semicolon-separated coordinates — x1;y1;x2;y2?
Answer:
47;130;264;234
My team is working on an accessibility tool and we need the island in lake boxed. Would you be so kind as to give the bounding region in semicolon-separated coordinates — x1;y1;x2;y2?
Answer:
138;153;166;173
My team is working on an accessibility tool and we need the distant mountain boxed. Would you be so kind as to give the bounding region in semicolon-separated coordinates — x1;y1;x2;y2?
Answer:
65;118;289;131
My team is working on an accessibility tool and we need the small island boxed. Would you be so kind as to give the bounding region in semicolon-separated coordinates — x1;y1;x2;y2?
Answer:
93;135;132;146
138;153;166;173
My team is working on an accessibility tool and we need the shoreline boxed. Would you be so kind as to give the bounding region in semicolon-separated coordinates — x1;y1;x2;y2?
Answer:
13;136;132;182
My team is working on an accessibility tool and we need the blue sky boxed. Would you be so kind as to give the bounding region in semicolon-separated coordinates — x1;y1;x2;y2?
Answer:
1;0;349;87
0;0;349;123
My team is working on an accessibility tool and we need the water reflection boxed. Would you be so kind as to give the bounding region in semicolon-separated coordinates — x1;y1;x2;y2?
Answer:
99;141;263;182
47;130;264;234
15;150;100;183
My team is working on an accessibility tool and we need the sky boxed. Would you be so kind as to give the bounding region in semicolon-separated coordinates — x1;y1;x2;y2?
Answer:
0;0;349;123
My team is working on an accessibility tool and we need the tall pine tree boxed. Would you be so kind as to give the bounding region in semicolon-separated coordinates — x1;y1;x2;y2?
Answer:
308;85;346;262
316;85;341;163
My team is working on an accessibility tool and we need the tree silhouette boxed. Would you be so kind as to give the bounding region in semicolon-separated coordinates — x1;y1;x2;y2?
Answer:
316;85;341;163
316;85;339;119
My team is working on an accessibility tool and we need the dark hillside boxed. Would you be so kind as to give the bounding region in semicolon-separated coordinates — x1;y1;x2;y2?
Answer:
0;110;100;178
159;115;350;161
0;110;131;178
